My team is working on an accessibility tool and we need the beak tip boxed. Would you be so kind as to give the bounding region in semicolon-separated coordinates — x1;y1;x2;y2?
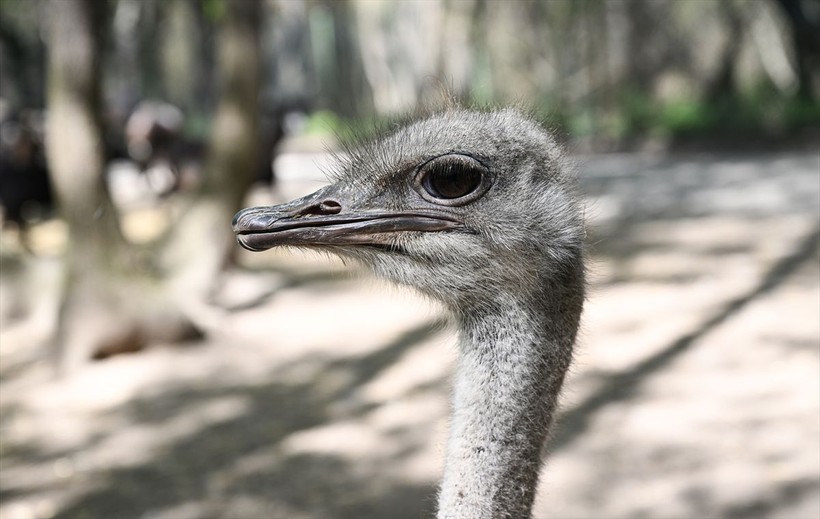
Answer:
232;209;248;231
235;234;266;252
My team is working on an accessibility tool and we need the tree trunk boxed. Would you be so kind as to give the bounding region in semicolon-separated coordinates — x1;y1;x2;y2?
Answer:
46;0;197;373
46;0;260;373
707;1;746;101
160;0;260;299
775;0;820;101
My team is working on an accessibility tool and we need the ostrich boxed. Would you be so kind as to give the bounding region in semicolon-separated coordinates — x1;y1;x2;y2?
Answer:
232;109;585;519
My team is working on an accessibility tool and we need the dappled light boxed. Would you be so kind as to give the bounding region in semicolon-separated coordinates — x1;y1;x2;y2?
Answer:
4;151;818;518
1;0;819;518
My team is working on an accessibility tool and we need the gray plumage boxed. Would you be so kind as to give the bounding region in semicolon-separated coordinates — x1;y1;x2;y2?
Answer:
233;108;586;518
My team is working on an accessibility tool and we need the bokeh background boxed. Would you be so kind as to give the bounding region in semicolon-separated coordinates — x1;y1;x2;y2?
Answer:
1;0;818;518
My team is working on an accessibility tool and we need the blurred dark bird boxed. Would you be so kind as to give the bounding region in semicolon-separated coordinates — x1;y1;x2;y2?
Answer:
121;98;309;196
0;108;52;228
233;109;585;519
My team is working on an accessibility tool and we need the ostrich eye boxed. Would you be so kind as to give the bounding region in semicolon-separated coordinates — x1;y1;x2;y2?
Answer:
414;154;491;206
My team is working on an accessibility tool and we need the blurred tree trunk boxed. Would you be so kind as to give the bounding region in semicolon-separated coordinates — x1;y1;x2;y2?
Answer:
47;0;190;371
137;0;164;98
707;1;746;101
0;8;46;108
435;0;476;102
625;0;658;92
160;0;260;300
161;0;202;112
775;0;820;100
46;0;260;373
312;0;370;116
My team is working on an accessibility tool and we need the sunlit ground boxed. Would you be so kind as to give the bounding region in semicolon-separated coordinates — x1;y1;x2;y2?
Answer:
1;150;818;519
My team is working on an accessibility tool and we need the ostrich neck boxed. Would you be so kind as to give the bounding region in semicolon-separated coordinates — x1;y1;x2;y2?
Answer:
437;293;579;519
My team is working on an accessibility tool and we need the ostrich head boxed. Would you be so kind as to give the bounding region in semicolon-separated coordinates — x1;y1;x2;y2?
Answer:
232;109;584;317
233;109;586;518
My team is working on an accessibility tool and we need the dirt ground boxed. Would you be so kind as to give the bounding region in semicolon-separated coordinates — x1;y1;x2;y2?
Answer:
1;150;818;519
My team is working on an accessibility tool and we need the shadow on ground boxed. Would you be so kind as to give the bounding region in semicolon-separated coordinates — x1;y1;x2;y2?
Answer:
3;318;446;519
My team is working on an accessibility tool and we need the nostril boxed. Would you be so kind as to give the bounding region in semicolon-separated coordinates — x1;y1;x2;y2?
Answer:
294;199;343;217
318;200;342;214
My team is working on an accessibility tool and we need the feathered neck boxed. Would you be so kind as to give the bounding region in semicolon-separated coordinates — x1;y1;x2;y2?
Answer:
437;281;582;519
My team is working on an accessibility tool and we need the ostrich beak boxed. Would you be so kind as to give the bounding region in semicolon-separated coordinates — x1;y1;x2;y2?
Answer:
232;185;462;252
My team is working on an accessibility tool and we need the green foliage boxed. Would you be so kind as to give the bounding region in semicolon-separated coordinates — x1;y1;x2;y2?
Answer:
201;0;225;22
303;110;350;138
659;100;708;134
303;86;819;148
607;84;820;142
303;111;388;143
183;113;211;141
783;96;820;129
